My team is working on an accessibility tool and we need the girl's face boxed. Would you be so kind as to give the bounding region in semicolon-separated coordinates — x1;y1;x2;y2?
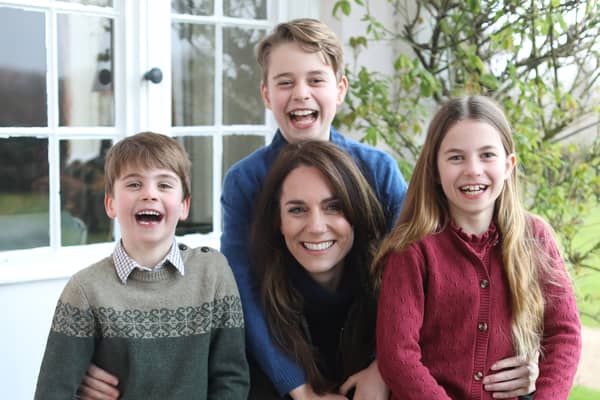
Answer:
279;165;354;291
436;119;516;235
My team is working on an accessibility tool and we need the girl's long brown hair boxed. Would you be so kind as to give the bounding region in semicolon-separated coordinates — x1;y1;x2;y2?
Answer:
252;141;386;393
372;96;550;361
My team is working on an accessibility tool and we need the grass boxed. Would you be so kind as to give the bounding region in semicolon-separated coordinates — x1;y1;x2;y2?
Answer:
571;206;600;328
569;385;600;400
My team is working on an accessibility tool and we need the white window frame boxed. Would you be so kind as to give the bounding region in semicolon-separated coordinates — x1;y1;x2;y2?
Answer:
0;0;321;284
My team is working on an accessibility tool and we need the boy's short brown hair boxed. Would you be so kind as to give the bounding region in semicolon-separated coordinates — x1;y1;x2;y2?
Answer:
104;132;191;199
256;18;344;84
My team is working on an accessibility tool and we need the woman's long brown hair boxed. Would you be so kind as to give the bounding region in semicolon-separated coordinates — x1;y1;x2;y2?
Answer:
251;141;386;393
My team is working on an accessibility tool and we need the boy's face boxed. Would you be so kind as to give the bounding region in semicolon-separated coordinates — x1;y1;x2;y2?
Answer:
104;166;190;258
261;42;348;143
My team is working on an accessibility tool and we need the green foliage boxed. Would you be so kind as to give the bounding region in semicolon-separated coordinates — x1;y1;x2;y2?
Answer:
332;0;600;323
569;385;600;400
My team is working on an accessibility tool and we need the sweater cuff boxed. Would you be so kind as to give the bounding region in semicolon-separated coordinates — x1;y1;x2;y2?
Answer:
518;391;535;400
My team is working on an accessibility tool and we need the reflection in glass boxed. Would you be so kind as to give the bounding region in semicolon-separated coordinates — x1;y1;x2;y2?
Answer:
0;138;49;250
59;0;113;6
178;136;213;234
58;14;114;126
223;27;264;125
172;0;213;15
172;23;215;126
224;0;266;19
0;7;47;127
222;135;264;179
60;139;112;246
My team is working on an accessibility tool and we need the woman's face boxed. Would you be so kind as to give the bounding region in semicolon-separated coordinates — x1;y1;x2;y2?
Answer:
279;165;354;291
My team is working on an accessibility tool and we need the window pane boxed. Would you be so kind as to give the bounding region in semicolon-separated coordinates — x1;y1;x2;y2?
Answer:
0;137;49;251
58;14;114;126
61;139;112;246
224;0;266;19
0;7;47;127
178;136;213;234
223;27;264;125
171;0;213;15
172;23;215;126
59;0;114;6
222;134;264;178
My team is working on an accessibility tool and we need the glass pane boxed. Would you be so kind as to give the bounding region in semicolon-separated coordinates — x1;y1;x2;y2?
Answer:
172;23;215;126
171;0;213;15
0;138;49;251
61;139;112;246
178;136;213;234
224;0;266;19
223;27;264;125
58;14;114;126
0;7;47;127
222;134;264;178
59;0;113;6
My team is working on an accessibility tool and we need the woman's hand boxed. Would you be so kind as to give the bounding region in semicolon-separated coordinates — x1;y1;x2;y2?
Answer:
483;355;538;399
289;383;348;399
339;360;389;400
76;364;120;400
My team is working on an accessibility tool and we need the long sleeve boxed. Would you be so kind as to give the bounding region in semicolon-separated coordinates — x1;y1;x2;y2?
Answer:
34;280;96;400
376;248;453;399
221;164;306;396
207;255;250;399
530;219;581;399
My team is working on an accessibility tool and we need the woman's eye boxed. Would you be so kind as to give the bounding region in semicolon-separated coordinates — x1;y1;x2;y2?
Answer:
326;202;342;213
288;206;305;215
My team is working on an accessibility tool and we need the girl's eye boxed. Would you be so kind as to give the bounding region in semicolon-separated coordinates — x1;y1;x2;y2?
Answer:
448;155;463;161
482;152;496;159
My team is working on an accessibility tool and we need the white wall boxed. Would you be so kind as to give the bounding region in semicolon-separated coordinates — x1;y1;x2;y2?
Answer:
0;278;68;399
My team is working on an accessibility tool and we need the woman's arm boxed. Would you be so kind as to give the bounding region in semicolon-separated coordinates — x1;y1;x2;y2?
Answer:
338;359;389;400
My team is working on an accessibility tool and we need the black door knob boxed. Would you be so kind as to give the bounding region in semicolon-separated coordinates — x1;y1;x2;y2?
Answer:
143;67;163;84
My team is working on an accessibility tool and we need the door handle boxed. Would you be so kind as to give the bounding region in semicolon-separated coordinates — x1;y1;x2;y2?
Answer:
143;67;163;84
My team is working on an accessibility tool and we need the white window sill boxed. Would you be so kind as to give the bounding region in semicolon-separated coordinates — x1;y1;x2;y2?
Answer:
0;232;220;285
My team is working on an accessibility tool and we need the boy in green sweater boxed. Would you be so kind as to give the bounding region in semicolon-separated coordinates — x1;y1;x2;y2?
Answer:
34;132;249;400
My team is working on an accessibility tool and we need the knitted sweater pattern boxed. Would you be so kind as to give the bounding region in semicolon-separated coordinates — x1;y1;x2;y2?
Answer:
35;246;249;400
377;217;581;400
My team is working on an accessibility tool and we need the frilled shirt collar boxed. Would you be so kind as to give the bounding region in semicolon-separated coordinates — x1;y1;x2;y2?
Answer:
449;220;500;255
112;239;185;284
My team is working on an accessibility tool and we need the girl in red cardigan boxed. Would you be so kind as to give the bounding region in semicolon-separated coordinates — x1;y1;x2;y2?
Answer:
374;96;581;400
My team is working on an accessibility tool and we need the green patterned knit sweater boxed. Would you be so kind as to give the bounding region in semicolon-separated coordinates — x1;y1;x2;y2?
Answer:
34;246;249;399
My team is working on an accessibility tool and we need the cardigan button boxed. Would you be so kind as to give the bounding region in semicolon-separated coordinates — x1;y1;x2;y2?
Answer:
480;279;489;288
178;243;188;251
474;371;484;381
200;246;210;253
478;322;488;331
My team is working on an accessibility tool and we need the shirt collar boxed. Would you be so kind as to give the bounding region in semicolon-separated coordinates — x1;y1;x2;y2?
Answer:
112;239;185;284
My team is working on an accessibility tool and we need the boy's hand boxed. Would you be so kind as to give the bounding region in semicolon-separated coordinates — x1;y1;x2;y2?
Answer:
339;359;389;400
76;364;120;400
483;355;538;398
289;383;348;400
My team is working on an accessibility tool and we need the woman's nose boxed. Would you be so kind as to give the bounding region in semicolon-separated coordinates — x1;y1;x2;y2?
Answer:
307;211;327;233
